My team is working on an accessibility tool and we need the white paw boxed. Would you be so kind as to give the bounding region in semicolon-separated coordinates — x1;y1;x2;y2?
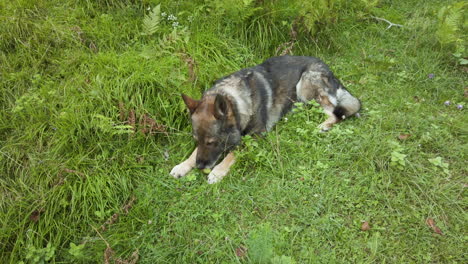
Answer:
207;167;228;184
170;163;192;179
318;123;332;132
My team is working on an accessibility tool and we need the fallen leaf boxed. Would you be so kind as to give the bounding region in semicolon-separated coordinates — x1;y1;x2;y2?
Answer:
235;246;247;258
30;209;45;222
398;134;411;140
361;221;370;231
426;218;443;235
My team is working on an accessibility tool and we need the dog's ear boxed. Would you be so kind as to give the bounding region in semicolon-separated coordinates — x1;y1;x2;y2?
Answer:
321;74;339;89
214;94;229;120
321;74;331;88
246;71;255;86
181;94;200;114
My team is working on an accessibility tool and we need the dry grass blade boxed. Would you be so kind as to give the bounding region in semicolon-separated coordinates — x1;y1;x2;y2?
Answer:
122;195;136;214
128;110;136;133
119;102;126;121
183;54;197;81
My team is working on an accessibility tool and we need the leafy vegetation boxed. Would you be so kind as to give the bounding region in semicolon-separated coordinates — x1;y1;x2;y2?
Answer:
0;0;466;263
435;1;467;65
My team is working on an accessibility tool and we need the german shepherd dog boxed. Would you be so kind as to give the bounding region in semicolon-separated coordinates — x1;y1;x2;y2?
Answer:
170;56;360;183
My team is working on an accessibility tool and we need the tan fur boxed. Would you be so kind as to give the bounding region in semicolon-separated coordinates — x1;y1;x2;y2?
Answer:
170;147;198;178
207;152;236;184
318;95;340;131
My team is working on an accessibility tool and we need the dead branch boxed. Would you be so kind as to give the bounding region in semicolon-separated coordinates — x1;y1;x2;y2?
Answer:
371;16;403;29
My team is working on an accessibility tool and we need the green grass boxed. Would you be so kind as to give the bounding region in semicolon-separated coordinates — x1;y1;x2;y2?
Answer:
1;0;466;263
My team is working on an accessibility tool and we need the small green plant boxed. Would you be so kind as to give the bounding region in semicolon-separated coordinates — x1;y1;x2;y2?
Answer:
139;4;190;58
291;102;305;113
247;224;274;263
246;224;296;263
68;242;85;259
390;142;407;170
94;209;112;220
391;151;406;170
91;114;134;135
24;242;55;264
428;156;449;174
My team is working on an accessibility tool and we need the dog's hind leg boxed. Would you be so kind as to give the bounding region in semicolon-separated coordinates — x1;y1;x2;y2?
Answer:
318;89;361;131
296;71;340;131
297;70;360;131
317;95;340;132
170;148;197;179
207;152;235;184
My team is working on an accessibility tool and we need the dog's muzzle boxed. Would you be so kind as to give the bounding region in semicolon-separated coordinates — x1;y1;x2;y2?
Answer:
196;160;212;170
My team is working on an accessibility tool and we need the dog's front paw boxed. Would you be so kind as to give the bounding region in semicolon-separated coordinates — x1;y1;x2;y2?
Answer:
318;122;332;132
170;163;192;179
207;167;228;184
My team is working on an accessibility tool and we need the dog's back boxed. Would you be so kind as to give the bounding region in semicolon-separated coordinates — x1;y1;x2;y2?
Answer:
203;55;360;134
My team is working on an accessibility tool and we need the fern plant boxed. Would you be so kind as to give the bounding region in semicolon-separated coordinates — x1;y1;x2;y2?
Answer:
297;0;379;35
204;0;262;24
142;4;161;36
436;2;467;64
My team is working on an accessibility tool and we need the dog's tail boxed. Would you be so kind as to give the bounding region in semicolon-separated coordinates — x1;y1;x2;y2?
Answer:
333;87;361;120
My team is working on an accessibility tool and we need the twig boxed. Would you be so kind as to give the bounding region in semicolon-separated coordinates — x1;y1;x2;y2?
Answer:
371;16;403;29
91;225;110;247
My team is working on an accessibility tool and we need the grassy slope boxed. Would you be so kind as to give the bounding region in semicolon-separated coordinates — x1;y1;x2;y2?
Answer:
0;0;466;263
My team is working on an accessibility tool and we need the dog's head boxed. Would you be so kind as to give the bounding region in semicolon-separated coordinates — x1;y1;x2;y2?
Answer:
182;93;241;169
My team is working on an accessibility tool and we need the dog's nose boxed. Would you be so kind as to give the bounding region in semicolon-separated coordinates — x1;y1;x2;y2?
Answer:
196;161;207;169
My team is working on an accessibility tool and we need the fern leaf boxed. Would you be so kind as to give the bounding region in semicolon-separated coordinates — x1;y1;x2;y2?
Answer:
436;2;466;46
142;4;161;36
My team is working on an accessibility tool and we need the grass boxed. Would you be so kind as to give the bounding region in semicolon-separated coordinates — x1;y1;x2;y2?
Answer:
0;0;466;263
